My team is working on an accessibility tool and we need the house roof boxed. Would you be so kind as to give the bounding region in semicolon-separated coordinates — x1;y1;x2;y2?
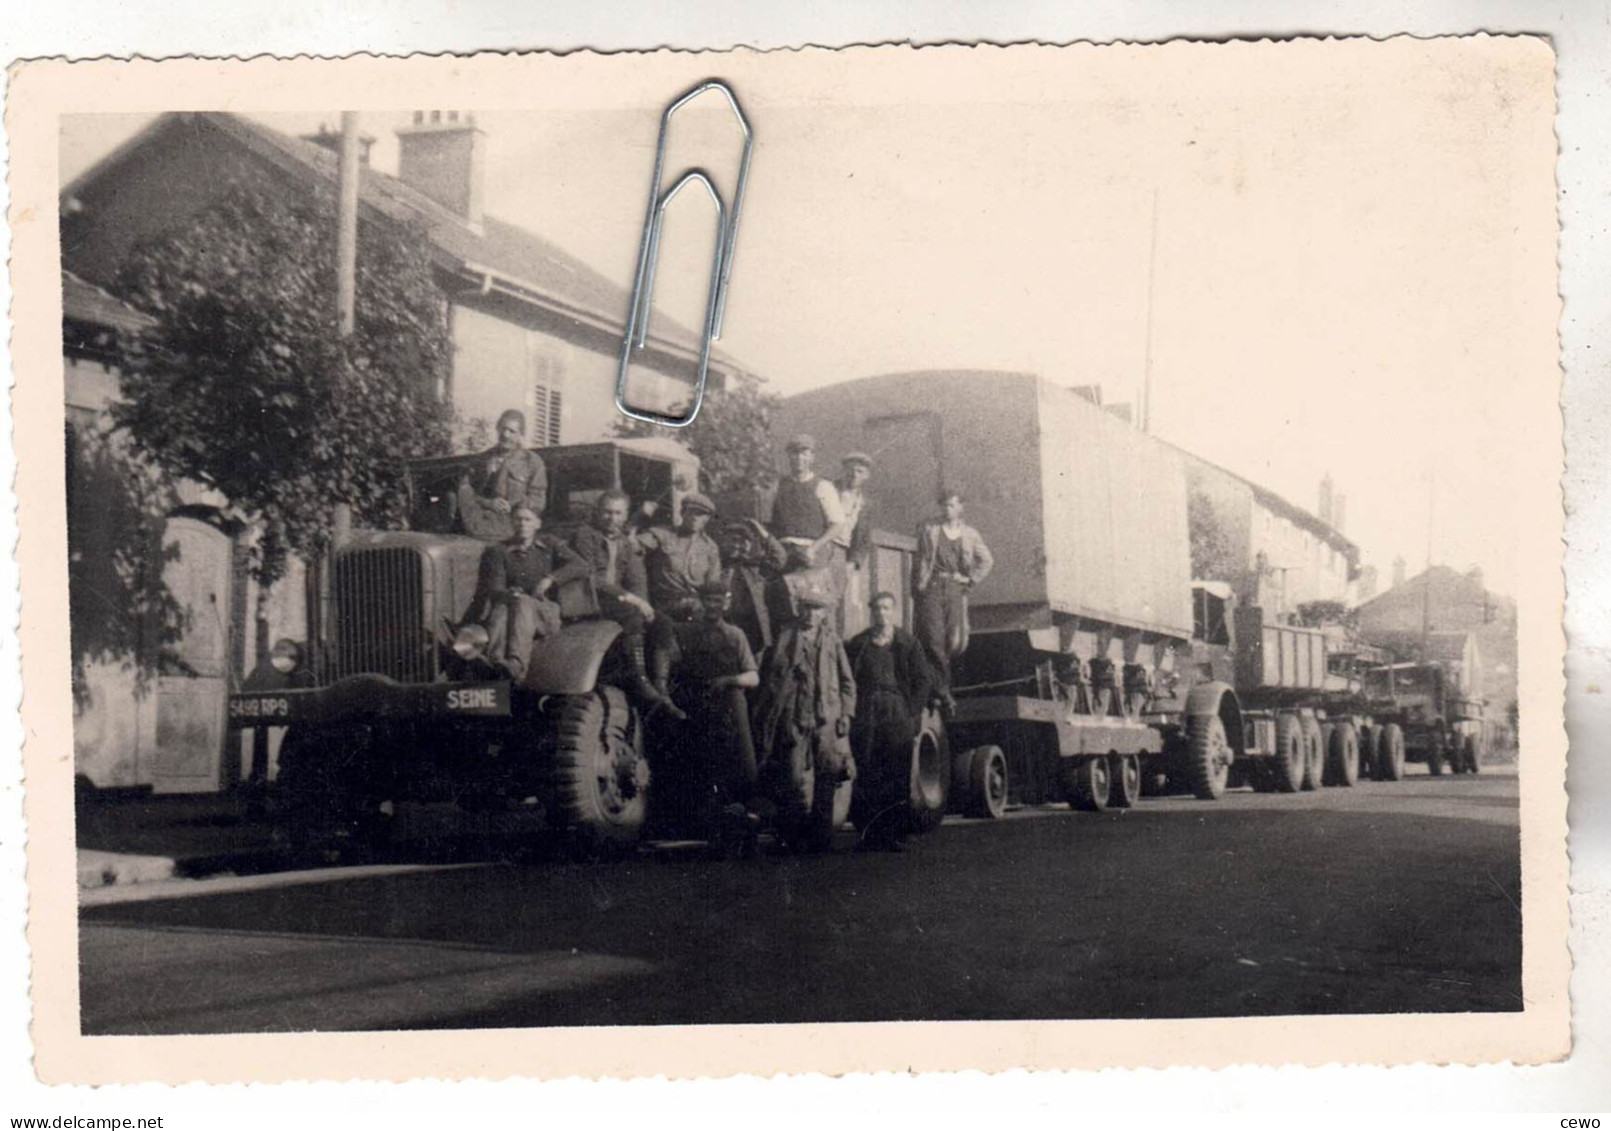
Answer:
1177;445;1358;560
61;269;155;333
64;112;747;378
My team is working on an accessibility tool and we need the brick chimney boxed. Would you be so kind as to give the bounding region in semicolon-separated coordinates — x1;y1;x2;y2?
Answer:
1333;493;1347;534
1392;554;1407;589
301;123;375;167
395;110;485;230
1318;472;1334;525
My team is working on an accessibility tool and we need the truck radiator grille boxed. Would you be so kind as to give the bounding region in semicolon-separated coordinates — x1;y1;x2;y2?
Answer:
332;547;435;684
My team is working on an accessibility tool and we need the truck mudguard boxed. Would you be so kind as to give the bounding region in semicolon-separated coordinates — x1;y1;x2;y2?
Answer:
523;619;623;696
1185;680;1245;755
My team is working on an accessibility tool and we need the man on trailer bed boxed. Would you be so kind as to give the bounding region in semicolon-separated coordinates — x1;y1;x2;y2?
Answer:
456;408;550;540
752;583;858;853
463;502;590;680
912;488;994;705
834;451;876;577
653;579;764;855
569;488;681;718
768;433;849;602
845;590;938;853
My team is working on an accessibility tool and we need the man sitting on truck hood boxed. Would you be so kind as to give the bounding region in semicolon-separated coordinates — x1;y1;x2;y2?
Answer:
569;489;683;719
467;503;589;681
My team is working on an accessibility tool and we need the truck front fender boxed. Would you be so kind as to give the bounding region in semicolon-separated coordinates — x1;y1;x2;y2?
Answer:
524;620;623;696
1185;680;1245;756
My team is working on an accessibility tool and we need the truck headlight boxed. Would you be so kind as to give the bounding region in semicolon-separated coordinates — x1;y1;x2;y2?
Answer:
452;624;490;661
270;638;304;674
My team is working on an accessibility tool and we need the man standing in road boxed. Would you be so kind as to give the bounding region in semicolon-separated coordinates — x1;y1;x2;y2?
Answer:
569;488;681;718
458;408;549;539
767;433;848;603
751;582;857;853
913;488;994;707
465;503;589;680
654;579;763;855
845;590;938;852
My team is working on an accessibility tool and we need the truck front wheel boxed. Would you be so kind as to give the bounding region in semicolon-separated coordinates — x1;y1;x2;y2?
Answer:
543;686;650;854
1427;730;1446;776
1187;712;1231;800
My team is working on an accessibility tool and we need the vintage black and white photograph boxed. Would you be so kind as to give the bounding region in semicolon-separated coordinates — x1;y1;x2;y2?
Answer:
10;38;1566;1080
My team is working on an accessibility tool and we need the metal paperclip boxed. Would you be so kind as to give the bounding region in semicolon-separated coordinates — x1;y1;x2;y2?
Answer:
616;80;754;428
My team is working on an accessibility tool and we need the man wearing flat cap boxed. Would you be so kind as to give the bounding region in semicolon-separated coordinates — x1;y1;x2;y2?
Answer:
636;491;724;623
834;452;876;594
766;433;850;604
751;580;857;853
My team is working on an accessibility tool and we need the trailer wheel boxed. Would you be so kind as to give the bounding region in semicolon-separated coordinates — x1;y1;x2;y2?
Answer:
1319;723;1336;786
1358;726;1379;780
1187;712;1232;800
1299;716;1324;791
907;709;950;834
543;686;650;853
1377;723;1406;781
1065;756;1112;812
1271;714;1305;793
1464;734;1482;775
1109;754;1141;809
1327;721;1360;787
1426;729;1446;776
956;745;1008;819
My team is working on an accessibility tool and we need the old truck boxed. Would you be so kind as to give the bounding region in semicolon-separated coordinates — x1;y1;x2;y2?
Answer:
776;370;1399;810
228;437;706;855
1360;632;1486;775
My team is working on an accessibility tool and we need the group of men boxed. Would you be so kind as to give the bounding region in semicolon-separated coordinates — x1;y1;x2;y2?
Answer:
459;411;994;854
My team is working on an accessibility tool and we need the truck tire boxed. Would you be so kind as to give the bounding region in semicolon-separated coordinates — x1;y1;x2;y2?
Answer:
1109;753;1141;809
1187;712;1231;800
1463;733;1482;775
851;709;947;837
544;686;650;853
1319;723;1336;786
1426;729;1446;776
1271;713;1304;793
1299;715;1324;791
1358;726;1379;780
1327;721;1360;787
1377;723;1405;781
1065;755;1112;812
956;745;1008;819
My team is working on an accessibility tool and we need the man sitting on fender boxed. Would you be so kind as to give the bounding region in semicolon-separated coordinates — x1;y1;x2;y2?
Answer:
465;503;589;681
568;488;682;718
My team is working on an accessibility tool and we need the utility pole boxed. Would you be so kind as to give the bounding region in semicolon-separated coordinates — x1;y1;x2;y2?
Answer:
1139;188;1160;433
335;110;361;338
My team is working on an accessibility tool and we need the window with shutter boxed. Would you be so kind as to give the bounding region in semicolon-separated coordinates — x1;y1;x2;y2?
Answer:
527;344;565;447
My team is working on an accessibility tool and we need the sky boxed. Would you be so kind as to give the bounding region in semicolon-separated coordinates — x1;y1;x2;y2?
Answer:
57;41;1556;597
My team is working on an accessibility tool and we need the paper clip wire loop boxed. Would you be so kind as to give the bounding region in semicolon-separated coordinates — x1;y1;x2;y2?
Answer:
616;80;754;429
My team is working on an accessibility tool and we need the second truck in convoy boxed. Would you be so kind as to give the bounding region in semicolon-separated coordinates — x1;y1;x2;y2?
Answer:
777;370;1463;811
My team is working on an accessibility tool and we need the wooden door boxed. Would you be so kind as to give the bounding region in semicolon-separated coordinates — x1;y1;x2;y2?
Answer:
153;516;235;793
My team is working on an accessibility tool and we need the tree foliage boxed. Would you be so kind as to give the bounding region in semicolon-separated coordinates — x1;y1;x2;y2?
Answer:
1294;599;1355;629
1187;487;1236;582
614;370;781;495
112;182;453;586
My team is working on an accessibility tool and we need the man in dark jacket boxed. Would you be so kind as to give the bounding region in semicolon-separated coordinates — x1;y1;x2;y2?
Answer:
466;503;589;680
751;582;857;853
568;489;679;717
845;591;939;851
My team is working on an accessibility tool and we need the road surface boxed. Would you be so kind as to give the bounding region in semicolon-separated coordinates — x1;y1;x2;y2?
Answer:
79;767;1522;1034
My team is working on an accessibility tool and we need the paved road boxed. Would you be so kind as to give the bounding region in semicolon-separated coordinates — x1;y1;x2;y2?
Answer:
79;767;1522;1034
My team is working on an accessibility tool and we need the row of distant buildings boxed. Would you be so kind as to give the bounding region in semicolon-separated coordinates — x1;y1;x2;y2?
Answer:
61;111;1513;793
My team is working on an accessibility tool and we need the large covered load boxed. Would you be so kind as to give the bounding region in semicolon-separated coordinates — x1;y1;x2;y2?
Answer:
776;370;1194;643
777;371;1198;812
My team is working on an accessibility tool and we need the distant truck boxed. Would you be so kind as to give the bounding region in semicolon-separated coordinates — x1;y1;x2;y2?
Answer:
1361;652;1486;776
